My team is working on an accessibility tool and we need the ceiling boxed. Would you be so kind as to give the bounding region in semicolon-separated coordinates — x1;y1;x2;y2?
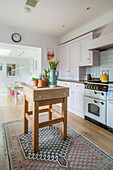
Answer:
0;43;41;59
0;0;113;36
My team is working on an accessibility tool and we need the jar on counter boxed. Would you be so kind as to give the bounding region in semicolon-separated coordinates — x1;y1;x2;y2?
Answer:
87;74;91;81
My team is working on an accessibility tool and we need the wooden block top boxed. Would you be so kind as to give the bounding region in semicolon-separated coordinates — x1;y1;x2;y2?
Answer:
23;85;69;101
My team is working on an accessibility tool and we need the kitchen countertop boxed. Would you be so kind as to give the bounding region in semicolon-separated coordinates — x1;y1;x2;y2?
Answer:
57;79;85;84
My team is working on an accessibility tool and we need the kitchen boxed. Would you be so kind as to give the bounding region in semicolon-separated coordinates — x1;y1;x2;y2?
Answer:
57;22;113;132
0;0;113;169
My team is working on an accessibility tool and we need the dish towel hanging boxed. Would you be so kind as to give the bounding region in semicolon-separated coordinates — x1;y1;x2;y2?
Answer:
107;84;113;103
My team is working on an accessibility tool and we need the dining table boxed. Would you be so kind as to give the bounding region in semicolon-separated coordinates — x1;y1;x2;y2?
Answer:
7;83;23;104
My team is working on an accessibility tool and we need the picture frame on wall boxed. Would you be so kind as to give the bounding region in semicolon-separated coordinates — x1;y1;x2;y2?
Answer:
0;63;3;71
47;48;56;60
6;63;19;76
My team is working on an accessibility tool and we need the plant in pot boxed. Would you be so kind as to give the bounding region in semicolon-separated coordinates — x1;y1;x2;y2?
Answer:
38;73;45;88
32;77;39;86
48;60;59;87
43;68;50;86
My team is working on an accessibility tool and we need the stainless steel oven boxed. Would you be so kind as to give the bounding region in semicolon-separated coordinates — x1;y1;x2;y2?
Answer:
85;83;108;125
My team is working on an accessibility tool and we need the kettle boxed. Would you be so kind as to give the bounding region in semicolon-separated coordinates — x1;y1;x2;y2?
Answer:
100;70;109;82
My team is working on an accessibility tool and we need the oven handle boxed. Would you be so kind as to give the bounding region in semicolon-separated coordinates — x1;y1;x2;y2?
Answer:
94;91;104;96
94;100;104;105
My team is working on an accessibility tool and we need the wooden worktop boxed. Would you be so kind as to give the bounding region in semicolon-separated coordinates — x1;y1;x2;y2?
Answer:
23;85;69;101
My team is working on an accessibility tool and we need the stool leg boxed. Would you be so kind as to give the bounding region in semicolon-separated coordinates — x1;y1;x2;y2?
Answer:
62;97;67;140
48;105;52;125
24;95;28;134
33;101;39;152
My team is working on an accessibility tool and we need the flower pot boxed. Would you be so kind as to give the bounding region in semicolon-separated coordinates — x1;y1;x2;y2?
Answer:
33;80;38;87
38;80;45;87
45;78;49;86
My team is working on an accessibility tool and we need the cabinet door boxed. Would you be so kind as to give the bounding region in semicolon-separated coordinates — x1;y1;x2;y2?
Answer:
57;81;71;107
63;82;71;107
73;91;80;111
59;45;71;77
71;83;84;113
73;91;84;113
70;42;79;80
79;36;93;66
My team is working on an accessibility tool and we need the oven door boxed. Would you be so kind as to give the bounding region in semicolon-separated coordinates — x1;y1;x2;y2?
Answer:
85;96;107;124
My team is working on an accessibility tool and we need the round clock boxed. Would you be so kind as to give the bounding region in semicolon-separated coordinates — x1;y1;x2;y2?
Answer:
11;33;21;42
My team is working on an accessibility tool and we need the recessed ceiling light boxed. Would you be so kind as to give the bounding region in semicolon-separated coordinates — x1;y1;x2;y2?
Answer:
24;6;30;13
0;49;11;56
86;7;91;10
62;25;66;28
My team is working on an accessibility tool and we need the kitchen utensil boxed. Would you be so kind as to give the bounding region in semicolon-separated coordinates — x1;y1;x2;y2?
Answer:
100;70;109;82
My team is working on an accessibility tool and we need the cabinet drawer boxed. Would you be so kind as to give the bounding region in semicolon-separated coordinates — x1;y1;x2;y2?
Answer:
57;81;65;86
71;83;84;92
57;81;71;88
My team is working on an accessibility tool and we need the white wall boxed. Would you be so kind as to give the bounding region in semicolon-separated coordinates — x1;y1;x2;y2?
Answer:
86;49;113;81
0;23;60;71
61;9;113;44
0;57;31;94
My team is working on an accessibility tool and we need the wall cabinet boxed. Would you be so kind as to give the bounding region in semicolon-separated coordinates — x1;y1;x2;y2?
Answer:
78;32;100;66
57;81;85;118
59;41;79;80
59;45;70;77
58;32;100;80
70;42;79;79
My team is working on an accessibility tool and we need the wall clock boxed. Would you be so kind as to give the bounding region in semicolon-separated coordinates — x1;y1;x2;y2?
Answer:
11;33;21;43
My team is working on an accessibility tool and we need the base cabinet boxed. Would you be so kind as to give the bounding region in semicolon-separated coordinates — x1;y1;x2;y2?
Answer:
57;81;71;107
57;81;85;118
107;102;113;128
70;83;84;118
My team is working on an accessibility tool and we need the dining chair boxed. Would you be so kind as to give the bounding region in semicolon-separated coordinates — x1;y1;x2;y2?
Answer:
5;84;11;102
7;86;20;104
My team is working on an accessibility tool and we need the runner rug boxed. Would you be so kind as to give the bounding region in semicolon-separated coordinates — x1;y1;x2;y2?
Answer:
3;120;113;169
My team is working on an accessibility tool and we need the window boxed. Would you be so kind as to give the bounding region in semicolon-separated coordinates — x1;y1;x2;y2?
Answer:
88;103;100;116
6;63;19;76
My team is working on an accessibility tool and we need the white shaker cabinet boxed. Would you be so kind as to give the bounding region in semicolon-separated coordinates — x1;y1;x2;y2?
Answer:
59;45;71;77
70;83;84;117
78;32;100;67
70;42;79;80
57;81;71;107
59;41;79;80
57;81;85;118
107;101;113;128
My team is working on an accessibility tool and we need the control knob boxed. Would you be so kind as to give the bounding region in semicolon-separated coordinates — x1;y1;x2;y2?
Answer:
96;86;99;90
91;85;94;89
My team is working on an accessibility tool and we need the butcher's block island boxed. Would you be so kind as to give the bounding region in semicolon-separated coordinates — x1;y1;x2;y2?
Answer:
23;85;69;152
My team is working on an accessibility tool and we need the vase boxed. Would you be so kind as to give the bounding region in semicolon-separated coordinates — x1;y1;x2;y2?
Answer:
38;80;45;87
49;69;59;87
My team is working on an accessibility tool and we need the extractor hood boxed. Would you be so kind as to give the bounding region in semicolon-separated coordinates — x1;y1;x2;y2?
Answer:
88;21;113;50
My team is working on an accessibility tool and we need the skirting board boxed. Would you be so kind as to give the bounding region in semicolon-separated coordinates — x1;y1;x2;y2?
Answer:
68;107;84;119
